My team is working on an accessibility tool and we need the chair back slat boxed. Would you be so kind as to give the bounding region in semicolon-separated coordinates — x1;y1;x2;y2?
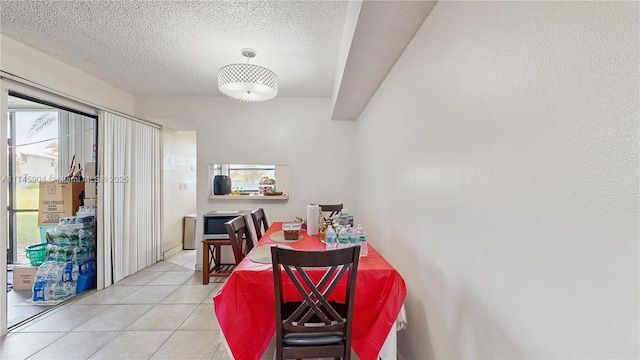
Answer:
271;246;360;338
284;264;341;324
251;208;269;239
318;204;343;221
225;216;255;264
287;266;337;325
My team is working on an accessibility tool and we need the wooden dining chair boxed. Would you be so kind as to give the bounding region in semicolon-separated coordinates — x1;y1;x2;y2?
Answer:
202;238;235;284
250;208;270;239
225;216;256;265
319;204;343;221
270;245;361;360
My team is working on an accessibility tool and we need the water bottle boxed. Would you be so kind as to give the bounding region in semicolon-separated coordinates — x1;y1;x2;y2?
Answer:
339;209;349;226
357;224;368;257
43;281;55;301
349;228;359;246
338;228;349;248
64;280;77;297
326;226;337;250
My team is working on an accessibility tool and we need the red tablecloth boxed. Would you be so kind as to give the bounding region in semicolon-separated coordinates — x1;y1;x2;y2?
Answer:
213;222;406;360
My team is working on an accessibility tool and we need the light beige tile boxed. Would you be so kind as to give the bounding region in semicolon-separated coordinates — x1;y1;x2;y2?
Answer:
259;336;276;360
88;330;172;360
30;331;118;359
150;330;219;360
141;261;180;272
147;271;195;285
115;271;163;286
204;284;225;304
127;304;198;331
76;285;142;305
162;284;217;304
183;271;206;285
0;332;65;360
20;304;111;332
211;343;229;360
166;250;196;262
119;285;178;304
73;304;153;331
178;303;219;331
166;258;193;269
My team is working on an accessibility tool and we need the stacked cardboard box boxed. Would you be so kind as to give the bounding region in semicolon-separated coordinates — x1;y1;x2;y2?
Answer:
13;266;38;291
38;181;85;226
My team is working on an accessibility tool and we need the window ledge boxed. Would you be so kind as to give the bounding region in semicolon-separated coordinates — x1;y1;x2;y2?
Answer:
208;194;289;200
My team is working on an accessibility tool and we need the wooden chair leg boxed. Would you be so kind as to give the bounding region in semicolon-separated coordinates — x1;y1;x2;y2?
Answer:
214;244;222;270
202;242;210;285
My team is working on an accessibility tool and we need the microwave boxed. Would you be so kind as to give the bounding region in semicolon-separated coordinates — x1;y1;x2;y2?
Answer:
203;211;245;240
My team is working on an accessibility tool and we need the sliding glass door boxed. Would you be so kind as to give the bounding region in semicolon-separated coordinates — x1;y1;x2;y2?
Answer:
7;94;96;264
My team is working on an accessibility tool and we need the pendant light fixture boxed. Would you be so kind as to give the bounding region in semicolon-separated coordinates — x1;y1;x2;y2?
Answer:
218;48;278;102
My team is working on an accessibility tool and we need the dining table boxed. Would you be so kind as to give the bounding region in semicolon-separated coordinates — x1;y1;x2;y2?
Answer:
213;222;407;360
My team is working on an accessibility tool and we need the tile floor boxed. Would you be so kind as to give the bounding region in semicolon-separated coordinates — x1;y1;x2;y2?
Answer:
2;250;359;360
6;283;53;328
0;250;243;360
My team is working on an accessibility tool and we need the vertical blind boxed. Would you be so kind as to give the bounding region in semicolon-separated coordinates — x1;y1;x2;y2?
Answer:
97;110;161;287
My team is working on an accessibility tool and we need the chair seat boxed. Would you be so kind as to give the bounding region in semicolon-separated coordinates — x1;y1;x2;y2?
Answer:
283;331;344;346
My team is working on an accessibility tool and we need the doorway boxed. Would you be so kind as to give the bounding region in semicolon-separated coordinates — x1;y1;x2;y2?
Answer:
6;93;96;327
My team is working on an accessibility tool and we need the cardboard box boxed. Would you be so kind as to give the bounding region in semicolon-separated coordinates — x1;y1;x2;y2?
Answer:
84;162;96;179
84;181;96;199
13;265;38;291
38;181;85;226
84;162;97;199
83;198;96;206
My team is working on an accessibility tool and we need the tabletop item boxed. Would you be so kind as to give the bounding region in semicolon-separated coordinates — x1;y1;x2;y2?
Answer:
357;224;368;257
338;227;349;248
281;222;302;240
339;209;349;226
326;225;337;250
306;204;320;236
247;244;292;263
269;230;303;242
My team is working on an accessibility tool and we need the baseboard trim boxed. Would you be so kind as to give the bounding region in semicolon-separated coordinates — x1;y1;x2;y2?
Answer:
162;244;183;260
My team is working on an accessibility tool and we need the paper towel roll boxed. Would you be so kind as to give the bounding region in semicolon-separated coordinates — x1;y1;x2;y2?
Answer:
307;205;320;236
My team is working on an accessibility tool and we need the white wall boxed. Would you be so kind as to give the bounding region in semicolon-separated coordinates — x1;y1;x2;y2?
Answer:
0;35;135;114
355;1;639;359
161;129;197;257
136;96;357;268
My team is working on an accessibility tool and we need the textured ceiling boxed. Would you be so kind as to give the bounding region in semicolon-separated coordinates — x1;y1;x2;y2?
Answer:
0;0;348;97
0;0;434;121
